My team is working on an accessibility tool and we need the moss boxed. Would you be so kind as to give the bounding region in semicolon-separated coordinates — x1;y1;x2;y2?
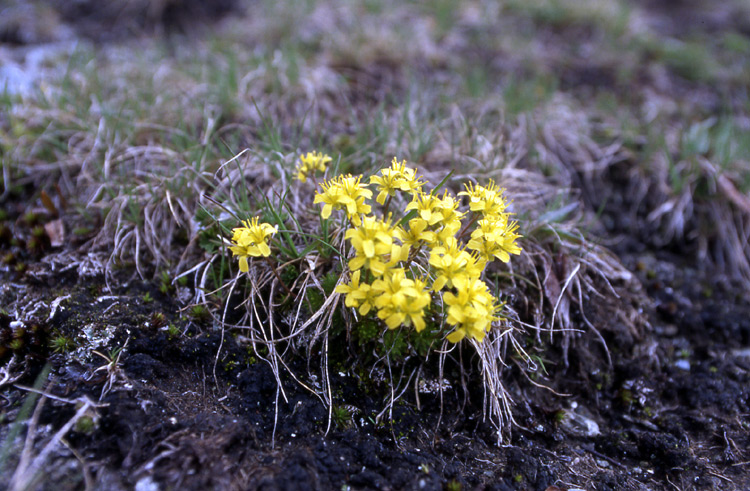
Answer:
306;288;326;312
158;271;174;294
22;211;40;226
332;405;352;429
150;312;167;329
446;480;462;491
189;304;211;323
51;333;76;353
74;415;96;434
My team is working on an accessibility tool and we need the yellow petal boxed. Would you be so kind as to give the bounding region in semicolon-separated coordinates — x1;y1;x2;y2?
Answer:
259;242;271;256
359;303;372;316
385;313;403;329
363;240;375;258
446;330;464;343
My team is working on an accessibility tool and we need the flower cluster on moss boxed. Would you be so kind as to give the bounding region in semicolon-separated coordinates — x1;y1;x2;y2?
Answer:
227;152;523;345
318;159;523;344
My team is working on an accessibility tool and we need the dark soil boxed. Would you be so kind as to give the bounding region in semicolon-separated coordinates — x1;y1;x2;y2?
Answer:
1;210;748;491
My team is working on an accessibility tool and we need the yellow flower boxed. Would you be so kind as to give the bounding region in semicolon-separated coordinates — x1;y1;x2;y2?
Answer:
295;151;332;182
458;179;507;217
405;191;444;226
346;216;395;276
466;216;522;263
229;217;278;272
369;158;425;204
428;237;485;291
313;174;373;225
372;269;431;332
433;190;464;242
335;270;379;315
442;277;500;342
397;218;437;249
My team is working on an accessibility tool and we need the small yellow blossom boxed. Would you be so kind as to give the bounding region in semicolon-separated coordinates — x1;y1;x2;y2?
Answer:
229;217;278;272
433;190;464;242
335;270;379;315
397;218;437;249
466;216;522;263
295;151;332;182
372;269;431;332
313;174;373;225
458;179;507;217
346;216;396;276
428;237;485;291
443;277;500;342
405;191;444;226
369;158;425;204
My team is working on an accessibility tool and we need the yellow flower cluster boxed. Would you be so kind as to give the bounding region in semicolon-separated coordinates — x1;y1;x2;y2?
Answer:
229;218;278;272
295;151;332;182
313;174;372;226
370;157;425;204
316;159;523;343
459;180;522;263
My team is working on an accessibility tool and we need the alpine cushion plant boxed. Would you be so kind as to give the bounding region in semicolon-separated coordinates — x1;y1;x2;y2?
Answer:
224;152;524;441
227;153;522;346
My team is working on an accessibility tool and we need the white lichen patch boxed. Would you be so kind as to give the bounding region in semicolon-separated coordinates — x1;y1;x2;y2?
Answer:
73;323;117;361
418;378;452;394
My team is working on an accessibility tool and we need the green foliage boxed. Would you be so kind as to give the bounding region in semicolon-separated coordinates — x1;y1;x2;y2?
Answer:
332;405;352;429
189;304;211;323
167;324;181;338
320;270;340;295
51;333;76;353
355;319;381;346
381;329;408;360
306;288;326;312
446;480;463;491
158;271;174;295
